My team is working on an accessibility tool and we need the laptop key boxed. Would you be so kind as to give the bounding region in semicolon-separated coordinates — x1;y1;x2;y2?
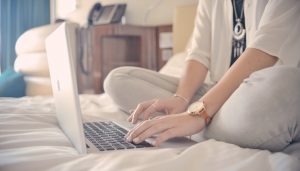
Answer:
84;121;153;151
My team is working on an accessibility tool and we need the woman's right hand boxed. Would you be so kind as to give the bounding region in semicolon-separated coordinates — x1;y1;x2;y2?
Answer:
128;96;189;124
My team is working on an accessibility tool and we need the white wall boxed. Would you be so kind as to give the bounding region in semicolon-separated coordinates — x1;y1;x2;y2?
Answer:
58;0;198;26
56;0;77;19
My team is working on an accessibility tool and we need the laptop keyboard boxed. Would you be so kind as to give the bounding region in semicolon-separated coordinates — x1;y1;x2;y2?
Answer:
83;121;153;151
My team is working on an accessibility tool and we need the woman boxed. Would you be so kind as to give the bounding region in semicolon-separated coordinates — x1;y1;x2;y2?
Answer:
104;0;300;152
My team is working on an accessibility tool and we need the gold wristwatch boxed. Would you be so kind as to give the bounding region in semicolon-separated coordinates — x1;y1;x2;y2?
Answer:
187;101;211;125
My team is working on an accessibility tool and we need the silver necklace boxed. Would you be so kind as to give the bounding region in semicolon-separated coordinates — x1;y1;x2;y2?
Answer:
233;0;246;41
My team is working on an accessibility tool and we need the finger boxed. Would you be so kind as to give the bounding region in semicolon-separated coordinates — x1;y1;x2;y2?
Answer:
152;128;180;146
127;115;133;122
128;100;155;123
132;120;170;144
152;115;164;120
127;119;154;142
142;100;164;120
125;120;144;138
127;109;135;122
142;104;158;121
131;100;156;123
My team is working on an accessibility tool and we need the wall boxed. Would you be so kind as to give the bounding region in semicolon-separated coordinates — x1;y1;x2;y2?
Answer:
58;0;198;26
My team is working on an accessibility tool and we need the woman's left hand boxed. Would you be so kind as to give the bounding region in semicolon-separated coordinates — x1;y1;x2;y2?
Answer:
125;112;206;146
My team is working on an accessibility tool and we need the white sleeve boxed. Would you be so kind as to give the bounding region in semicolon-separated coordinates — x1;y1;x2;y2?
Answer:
186;0;212;69
249;0;300;66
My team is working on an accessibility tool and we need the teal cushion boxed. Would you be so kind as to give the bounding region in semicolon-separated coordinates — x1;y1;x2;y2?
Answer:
0;69;26;97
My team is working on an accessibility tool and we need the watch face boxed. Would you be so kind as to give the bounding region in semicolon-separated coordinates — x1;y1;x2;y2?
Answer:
188;101;204;113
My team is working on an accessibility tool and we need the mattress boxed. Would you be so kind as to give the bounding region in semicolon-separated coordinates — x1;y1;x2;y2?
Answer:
0;94;299;171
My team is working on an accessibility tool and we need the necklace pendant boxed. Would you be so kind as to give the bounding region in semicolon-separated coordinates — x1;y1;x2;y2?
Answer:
233;21;246;41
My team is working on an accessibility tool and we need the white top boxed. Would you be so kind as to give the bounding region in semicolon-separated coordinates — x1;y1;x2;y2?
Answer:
187;0;300;83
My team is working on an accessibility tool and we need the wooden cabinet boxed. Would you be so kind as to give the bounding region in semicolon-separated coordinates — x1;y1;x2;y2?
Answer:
87;24;158;94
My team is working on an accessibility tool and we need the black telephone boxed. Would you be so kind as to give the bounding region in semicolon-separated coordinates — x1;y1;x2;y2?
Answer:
88;3;127;25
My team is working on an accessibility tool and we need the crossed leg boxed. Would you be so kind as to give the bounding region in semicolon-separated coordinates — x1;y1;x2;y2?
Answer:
205;66;300;152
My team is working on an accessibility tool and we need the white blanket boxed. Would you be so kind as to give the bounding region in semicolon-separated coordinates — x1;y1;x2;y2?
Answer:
0;95;299;171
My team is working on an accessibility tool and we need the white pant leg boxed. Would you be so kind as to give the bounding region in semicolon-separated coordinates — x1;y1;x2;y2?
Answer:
104;67;179;112
205;66;300;151
283;141;300;160
104;66;210;113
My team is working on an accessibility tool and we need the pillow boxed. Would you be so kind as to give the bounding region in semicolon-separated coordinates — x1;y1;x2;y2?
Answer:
14;53;50;77
0;69;26;97
204;66;300;152
15;23;60;55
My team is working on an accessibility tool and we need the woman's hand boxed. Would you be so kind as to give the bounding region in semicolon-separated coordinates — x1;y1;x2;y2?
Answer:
128;96;189;124
126;112;206;146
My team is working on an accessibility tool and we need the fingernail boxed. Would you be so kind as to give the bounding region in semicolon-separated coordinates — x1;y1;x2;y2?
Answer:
126;136;132;142
133;137;140;143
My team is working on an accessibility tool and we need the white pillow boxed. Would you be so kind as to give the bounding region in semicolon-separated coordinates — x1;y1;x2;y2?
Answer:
15;24;60;55
14;53;49;77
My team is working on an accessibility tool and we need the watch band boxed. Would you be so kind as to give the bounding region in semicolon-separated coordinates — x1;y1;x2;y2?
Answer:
190;109;211;125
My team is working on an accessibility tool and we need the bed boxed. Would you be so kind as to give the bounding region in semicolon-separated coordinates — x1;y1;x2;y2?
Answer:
1;53;300;171
1;3;300;170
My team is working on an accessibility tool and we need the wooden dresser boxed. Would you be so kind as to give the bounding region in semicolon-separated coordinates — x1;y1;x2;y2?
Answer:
78;24;172;94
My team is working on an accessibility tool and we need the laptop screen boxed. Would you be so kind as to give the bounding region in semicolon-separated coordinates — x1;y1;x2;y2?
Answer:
46;22;87;154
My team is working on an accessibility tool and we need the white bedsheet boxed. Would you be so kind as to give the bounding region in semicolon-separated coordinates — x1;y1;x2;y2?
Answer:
0;95;299;171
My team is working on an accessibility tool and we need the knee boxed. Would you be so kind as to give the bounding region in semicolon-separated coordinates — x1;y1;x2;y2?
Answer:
104;66;153;112
103;66;139;95
205;66;300;151
252;66;300;87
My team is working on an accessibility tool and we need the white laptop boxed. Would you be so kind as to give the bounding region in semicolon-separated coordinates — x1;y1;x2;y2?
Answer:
45;22;196;154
